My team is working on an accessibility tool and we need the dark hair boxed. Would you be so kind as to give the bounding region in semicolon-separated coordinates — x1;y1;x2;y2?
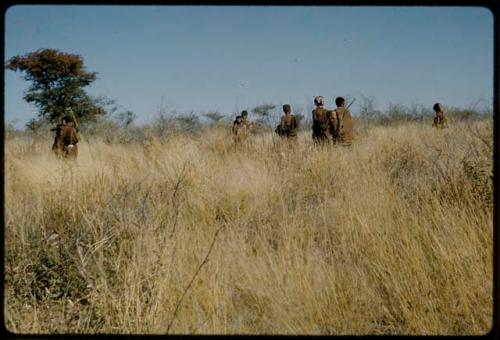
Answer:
283;104;291;113
62;115;73;123
433;103;442;112
335;97;345;107
241;110;248;117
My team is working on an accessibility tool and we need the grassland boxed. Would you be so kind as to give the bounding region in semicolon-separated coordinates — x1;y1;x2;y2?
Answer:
4;117;493;334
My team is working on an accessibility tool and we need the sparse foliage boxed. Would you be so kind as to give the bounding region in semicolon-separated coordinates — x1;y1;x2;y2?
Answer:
203;111;225;125
252;103;276;132
359;95;382;120
116;110;136;128
175;113;200;133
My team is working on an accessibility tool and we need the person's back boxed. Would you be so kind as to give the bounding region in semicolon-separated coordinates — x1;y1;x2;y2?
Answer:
276;104;298;139
432;103;447;128
53;117;79;159
333;97;354;146
60;123;79;158
52;117;68;155
312;96;330;142
61;123;79;144
233;111;251;144
280;114;298;137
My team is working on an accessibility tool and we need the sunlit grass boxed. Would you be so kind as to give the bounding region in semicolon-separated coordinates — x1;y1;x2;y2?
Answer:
4;119;493;334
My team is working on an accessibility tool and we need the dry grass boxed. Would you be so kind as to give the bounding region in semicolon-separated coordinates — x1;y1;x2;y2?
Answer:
4;119;493;335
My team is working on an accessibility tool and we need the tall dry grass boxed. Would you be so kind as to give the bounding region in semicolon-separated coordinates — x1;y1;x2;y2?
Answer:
4;118;493;334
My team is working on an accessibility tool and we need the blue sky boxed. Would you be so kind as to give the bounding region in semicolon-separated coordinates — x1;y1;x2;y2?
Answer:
4;5;494;127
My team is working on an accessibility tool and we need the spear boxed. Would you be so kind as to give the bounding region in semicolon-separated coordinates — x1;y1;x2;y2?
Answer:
347;98;356;109
67;108;79;130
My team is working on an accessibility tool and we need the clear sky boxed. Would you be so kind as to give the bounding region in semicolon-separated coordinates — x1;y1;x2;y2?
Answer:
4;5;494;127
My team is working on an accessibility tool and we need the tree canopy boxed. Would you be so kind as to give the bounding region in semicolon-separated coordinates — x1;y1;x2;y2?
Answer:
6;48;107;125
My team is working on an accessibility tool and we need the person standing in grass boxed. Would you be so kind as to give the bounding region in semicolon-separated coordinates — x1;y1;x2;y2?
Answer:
432;103;448;128
312;96;331;143
52;114;79;158
332;96;354;146
232;110;252;143
275;104;299;141
240;110;252;130
50;116;68;148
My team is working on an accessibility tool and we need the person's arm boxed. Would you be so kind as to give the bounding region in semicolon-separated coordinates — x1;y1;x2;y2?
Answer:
333;110;340;135
292;116;299;134
327;110;334;136
312;110;319;132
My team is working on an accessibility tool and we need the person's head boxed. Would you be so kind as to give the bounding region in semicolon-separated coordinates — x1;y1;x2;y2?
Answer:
235;115;242;122
62;115;73;124
241;110;248;118
314;96;324;106
433;103;443;112
335;97;345;107
283;104;291;114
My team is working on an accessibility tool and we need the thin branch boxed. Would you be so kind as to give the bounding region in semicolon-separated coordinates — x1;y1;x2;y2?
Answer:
165;225;225;334
141;190;150;224
170;162;189;235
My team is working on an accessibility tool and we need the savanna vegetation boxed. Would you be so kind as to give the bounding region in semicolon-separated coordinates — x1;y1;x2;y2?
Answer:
4;106;493;335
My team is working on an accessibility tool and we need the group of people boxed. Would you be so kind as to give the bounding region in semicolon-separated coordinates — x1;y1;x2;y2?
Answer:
51;99;448;160
310;96;354;145
232;96;448;146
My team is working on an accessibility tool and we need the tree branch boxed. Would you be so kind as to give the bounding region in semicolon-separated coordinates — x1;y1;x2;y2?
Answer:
165;225;225;334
